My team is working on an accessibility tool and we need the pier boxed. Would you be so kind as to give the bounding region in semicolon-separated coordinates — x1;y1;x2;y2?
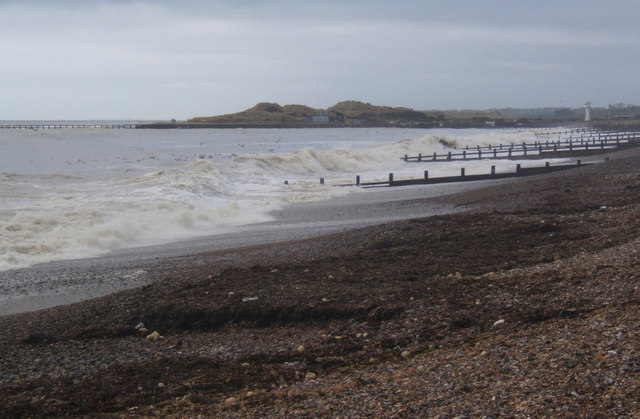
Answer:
0;123;137;130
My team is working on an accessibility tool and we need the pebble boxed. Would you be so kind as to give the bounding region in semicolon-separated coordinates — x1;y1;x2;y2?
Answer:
225;397;237;405
305;372;316;380
401;350;411;358
297;345;305;353
242;296;258;302
146;331;163;340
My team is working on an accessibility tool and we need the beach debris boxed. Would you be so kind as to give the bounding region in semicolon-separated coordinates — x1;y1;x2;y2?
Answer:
135;322;145;330
305;372;316;380
492;319;506;327
242;296;258;302
224;397;237;406
157;382;165;388
401;350;411;358
297;345;305;353
146;331;163;340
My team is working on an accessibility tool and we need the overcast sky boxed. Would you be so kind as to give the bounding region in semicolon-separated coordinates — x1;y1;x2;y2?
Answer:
1;0;639;120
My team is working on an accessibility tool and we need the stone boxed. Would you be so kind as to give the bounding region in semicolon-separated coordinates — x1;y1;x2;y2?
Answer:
146;331;163;340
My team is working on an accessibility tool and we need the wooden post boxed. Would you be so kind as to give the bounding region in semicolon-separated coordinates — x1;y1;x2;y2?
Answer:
388;173;394;185
424;170;429;179
491;166;495;175
433;152;437;160
320;178;325;185
418;153;422;162
463;150;467;160
577;160;582;167
447;151;452;160
516;164;521;174
461;168;465;177
545;161;550;168
404;154;408;162
356;175;360;186
493;149;497;158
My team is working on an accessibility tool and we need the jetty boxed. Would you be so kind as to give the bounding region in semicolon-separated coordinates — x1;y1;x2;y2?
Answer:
0;123;137;130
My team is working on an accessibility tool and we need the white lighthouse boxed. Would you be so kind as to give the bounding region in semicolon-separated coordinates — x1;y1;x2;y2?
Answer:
584;101;591;122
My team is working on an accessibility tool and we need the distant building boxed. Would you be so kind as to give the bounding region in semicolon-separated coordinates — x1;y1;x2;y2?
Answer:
584;101;591;122
310;114;329;124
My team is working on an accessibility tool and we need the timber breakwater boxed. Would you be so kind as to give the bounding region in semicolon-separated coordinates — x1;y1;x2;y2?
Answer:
331;127;638;188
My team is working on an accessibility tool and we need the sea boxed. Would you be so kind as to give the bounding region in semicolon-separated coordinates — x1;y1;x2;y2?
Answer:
0;124;553;272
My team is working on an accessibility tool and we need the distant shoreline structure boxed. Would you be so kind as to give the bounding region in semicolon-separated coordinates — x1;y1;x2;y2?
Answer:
4;101;640;130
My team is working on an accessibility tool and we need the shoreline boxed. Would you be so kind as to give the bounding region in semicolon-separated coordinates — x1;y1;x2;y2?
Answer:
0;178;501;317
2;149;640;416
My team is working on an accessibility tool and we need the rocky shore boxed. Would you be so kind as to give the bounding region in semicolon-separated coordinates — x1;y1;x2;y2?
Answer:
1;150;640;417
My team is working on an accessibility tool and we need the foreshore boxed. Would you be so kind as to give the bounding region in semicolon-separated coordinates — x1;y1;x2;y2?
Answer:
1;148;640;416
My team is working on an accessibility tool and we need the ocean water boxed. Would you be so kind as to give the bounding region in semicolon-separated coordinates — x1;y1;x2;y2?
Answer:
0;125;551;271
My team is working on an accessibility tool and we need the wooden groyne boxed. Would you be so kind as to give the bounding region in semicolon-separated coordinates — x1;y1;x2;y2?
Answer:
0;123;137;130
403;130;640;162
324;160;594;188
